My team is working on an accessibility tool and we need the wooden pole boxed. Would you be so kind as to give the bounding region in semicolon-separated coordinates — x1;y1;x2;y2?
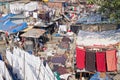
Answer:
24;49;25;80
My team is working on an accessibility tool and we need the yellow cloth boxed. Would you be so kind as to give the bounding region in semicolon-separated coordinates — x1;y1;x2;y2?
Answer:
43;0;49;2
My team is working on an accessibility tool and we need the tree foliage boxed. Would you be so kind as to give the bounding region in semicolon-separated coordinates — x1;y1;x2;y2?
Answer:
87;0;120;23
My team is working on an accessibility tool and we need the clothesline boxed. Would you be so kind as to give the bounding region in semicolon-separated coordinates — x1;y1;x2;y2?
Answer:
76;43;118;50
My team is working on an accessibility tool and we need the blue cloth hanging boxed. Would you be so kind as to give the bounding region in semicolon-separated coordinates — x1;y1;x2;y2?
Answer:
0;54;2;60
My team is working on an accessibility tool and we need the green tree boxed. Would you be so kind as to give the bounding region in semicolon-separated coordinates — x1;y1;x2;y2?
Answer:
87;0;120;23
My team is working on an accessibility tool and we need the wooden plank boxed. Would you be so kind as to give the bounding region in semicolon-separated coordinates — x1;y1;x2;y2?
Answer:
22;26;33;32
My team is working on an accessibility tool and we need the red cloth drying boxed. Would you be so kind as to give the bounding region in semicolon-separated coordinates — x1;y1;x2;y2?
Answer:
76;47;86;69
106;50;117;71
96;52;106;72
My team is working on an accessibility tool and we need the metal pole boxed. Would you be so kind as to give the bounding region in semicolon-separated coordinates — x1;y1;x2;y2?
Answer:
4;61;6;80
34;38;38;55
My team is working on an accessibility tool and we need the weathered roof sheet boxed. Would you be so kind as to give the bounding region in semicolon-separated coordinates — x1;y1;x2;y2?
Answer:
20;28;46;38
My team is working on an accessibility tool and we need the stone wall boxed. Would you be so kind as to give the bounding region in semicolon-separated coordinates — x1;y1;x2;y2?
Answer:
81;24;117;32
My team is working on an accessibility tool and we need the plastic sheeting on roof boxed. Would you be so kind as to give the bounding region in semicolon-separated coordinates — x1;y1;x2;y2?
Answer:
0;0;14;2
90;72;112;80
10;3;25;14
76;29;120;46
9;2;38;14
0;13;15;22
9;22;27;34
76;13;114;24
0;14;27;34
76;13;102;24
25;2;38;11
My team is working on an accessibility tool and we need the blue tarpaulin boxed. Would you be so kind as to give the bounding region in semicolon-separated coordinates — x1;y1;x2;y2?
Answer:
9;22;27;33
0;13;15;22
0;14;27;34
0;20;17;30
76;13;115;24
90;72;112;80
